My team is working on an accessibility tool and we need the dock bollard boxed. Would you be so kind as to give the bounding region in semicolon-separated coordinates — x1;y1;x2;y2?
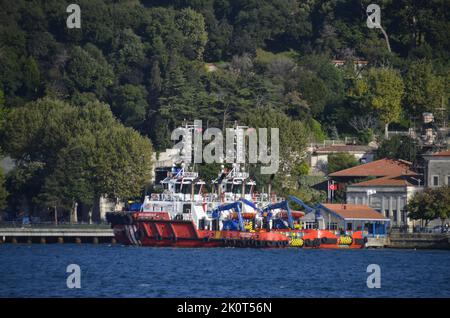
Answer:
75;237;81;244
93;237;99;244
57;237;64;244
12;237;18;244
40;237;46;244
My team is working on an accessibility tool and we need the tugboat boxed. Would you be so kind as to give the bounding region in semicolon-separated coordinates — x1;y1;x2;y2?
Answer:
106;122;367;249
106;123;289;248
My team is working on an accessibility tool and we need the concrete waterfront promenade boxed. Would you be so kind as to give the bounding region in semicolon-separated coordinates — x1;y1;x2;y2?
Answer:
0;224;114;244
388;232;450;249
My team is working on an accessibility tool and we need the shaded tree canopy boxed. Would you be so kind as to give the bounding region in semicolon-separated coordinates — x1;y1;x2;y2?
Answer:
376;135;418;162
1;98;153;212
327;152;359;174
407;187;450;227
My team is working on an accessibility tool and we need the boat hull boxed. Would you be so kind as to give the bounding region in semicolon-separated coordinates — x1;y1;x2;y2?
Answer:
112;219;290;248
107;213;367;249
276;229;367;249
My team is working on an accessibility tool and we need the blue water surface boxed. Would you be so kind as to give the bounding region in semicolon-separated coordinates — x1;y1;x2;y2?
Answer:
0;244;449;298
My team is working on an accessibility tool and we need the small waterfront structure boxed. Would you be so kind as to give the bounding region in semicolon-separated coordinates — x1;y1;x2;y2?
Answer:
302;203;390;236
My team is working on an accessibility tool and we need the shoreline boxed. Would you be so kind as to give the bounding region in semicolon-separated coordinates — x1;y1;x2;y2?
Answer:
1;227;450;250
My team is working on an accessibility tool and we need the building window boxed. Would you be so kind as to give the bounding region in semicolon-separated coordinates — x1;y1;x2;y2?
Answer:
432;175;439;187
393;210;398;222
401;210;407;223
447;175;450;186
326;223;338;230
385;209;390;218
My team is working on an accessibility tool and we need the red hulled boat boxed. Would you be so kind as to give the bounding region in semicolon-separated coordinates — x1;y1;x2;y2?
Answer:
106;123;367;249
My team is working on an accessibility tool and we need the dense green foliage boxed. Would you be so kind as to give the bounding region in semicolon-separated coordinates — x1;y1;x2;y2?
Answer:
376;135;418;162
407;187;450;226
1;98;153;215
0;167;7;211
0;0;449;215
327;152;359;174
1;1;448;144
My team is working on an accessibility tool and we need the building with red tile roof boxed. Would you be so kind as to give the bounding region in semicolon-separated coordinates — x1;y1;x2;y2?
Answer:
320;204;388;221
327;158;423;230
328;158;416;178
431;150;450;157
301;203;390;235
350;175;418;187
346;175;423;229
309;144;376;175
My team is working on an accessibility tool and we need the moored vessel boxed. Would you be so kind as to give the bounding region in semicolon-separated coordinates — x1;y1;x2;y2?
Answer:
106;122;372;249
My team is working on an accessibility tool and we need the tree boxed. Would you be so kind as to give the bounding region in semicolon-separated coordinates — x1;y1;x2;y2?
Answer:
110;28;146;83
66;45;114;97
21;55;40;99
296;70;329;117
433;187;450;228
376;135;417;162
1;98;153;219
111;84;149;129
0;167;8;212
246;107;309;191
148;60;162;100
0;90;6;154
365;68;404;138
39;126;153;211
327;152;359;174
404;60;447;117
407;187;450;228
175;8;208;60
407;190;435;227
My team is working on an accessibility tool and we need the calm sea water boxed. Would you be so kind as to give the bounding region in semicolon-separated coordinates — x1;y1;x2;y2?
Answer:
0;244;449;298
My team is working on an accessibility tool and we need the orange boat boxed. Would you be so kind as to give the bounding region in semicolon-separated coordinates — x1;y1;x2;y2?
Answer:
275;229;367;248
107;211;290;248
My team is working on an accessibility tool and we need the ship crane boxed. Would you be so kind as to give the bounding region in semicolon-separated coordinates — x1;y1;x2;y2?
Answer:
287;195;315;214
211;201;245;231
259;195;317;230
239;198;263;213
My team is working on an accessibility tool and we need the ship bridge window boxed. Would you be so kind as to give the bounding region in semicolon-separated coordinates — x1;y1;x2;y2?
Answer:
175;183;191;194
194;184;202;194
